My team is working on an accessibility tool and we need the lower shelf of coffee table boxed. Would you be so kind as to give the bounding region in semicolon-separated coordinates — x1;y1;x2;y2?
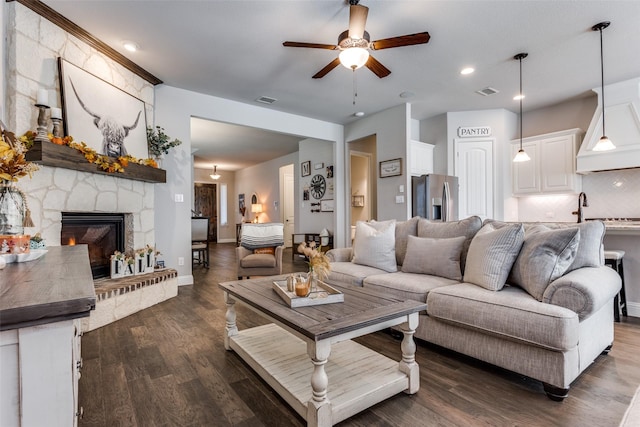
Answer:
228;323;408;425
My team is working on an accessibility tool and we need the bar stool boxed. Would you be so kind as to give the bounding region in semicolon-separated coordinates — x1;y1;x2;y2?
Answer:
604;250;627;322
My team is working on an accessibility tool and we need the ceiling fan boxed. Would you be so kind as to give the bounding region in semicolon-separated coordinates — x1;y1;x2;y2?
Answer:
283;0;430;79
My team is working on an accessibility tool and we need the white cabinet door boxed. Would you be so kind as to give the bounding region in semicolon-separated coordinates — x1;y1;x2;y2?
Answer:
455;139;493;220
540;135;579;192
511;141;540;194
409;140;434;176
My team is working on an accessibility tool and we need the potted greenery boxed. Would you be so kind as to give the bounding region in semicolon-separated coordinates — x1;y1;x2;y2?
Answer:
146;126;182;159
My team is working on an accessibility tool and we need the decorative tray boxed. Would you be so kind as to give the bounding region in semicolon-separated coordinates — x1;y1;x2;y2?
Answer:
1;249;48;264
272;279;344;308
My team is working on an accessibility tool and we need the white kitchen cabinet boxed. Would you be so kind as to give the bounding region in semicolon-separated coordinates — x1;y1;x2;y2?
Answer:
512;128;582;196
409;140;434;176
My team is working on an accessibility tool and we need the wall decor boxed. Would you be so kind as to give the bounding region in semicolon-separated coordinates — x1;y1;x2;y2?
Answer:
301;160;311;177
352;195;364;207
239;193;246;216
310;174;326;199
379;158;403;178
320;199;334;212
326;165;333;178
59;58;148;159
314;162;324;170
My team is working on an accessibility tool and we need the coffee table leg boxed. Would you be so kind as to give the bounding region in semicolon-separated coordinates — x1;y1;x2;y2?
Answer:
223;292;238;351
399;312;420;394
306;340;332;427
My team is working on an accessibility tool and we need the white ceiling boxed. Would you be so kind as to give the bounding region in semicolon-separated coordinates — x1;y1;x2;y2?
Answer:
41;0;640;170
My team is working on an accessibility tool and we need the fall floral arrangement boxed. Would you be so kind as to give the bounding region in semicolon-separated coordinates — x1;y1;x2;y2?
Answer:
20;131;158;173
1;126;39;182
297;241;331;281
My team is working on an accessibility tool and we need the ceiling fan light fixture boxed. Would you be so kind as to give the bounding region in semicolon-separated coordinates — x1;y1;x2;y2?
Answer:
339;47;370;70
210;165;221;180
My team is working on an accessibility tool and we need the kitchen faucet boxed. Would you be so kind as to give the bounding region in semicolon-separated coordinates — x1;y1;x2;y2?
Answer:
572;192;589;223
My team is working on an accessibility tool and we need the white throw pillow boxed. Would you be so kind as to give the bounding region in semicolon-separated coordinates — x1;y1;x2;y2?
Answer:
463;223;525;291
401;235;465;280
352;220;397;272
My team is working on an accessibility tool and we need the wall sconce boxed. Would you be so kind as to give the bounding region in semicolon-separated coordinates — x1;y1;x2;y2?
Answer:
251;203;263;223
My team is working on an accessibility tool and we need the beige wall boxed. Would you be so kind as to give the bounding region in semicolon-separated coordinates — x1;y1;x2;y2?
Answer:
523;95;597;140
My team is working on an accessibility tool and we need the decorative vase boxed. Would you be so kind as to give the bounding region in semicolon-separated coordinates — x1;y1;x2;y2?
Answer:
0;183;27;235
135;253;146;275
110;257;124;279
145;252;155;273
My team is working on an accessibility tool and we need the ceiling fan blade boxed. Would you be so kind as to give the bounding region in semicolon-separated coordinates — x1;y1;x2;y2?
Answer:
283;41;338;50
348;4;369;39
365;55;391;78
312;58;341;79
371;32;431;50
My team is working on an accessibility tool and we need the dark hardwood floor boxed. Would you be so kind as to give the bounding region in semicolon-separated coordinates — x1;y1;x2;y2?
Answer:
79;243;640;427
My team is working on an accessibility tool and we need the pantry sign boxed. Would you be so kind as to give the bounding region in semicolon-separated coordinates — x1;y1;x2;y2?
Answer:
458;126;492;138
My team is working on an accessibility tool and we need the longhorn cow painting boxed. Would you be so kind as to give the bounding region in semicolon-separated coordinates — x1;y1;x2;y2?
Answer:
59;58;148;159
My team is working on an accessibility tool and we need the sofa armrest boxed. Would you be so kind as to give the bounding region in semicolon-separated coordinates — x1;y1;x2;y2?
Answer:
543;266;621;320
326;247;352;262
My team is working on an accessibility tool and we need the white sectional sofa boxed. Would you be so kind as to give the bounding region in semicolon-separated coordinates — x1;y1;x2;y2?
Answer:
326;216;621;400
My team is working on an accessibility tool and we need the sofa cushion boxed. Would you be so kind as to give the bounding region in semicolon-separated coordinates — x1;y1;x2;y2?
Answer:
463;223;524;291
240;253;276;268
394;216;419;266
401;235;465;280
327;261;387;287
508;226;581;301
417;216;482;274
364;272;459;303
427;283;579;351
352;220;397;272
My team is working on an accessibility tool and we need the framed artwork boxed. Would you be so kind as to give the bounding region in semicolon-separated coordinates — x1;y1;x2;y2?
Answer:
301;160;311;177
326;165;333;178
239;193;245;216
320;199;334;212
314;162;324;170
379;158;403;178
352;195;364;207
59;58;148;159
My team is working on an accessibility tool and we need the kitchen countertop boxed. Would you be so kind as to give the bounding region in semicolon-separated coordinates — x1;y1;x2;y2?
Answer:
0;245;96;331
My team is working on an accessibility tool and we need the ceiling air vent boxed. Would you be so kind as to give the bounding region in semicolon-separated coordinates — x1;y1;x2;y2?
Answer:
255;96;277;104
476;87;499;96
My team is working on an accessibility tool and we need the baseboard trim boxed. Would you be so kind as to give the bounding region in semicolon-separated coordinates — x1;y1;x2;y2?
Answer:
178;275;194;286
218;238;236;244
625;301;640;318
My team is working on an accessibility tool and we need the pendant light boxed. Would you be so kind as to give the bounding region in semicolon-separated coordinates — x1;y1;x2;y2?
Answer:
513;52;531;163
592;21;616;151
210;165;220;180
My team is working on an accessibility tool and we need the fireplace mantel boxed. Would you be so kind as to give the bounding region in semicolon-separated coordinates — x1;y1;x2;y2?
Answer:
26;141;167;183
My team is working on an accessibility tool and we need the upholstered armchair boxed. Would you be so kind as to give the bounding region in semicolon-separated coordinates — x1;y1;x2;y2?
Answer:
236;223;285;279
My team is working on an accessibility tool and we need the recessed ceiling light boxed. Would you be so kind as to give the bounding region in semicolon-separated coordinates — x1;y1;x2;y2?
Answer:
354;111;365;117
460;67;475;75
255;96;277;104
513;94;525;100
122;41;139;52
399;91;415;99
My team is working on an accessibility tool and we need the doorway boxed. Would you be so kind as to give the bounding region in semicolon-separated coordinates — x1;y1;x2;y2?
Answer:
194;183;217;242
280;163;295;247
350;151;373;225
454;139;494;220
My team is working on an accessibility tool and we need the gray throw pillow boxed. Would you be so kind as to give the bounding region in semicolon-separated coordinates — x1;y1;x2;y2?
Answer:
417;216;482;274
394;216;420;266
352;220;397;272
463;223;525;291
508;226;581;301
401;235;466;280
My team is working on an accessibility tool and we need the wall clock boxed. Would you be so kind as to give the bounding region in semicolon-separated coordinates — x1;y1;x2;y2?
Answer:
310;174;326;199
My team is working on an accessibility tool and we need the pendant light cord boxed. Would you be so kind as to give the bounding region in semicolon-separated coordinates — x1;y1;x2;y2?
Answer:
519;55;523;150
599;26;606;136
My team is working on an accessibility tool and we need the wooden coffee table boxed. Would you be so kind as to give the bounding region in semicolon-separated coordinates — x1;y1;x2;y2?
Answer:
219;276;427;427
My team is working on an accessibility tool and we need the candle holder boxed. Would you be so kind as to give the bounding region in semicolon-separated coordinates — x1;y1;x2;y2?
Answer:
51;117;63;138
34;103;50;143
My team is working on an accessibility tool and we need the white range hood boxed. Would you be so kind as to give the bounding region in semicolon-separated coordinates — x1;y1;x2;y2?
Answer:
576;77;640;173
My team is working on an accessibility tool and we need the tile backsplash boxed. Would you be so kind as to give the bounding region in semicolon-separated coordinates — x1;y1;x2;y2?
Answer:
517;169;640;222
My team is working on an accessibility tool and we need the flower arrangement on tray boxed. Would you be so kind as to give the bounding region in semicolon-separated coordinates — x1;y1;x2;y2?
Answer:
297;240;331;281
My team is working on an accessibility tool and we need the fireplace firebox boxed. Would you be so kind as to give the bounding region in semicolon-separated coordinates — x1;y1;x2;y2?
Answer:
61;212;125;279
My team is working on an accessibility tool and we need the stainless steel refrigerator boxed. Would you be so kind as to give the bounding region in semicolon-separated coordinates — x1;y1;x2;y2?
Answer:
411;174;458;221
